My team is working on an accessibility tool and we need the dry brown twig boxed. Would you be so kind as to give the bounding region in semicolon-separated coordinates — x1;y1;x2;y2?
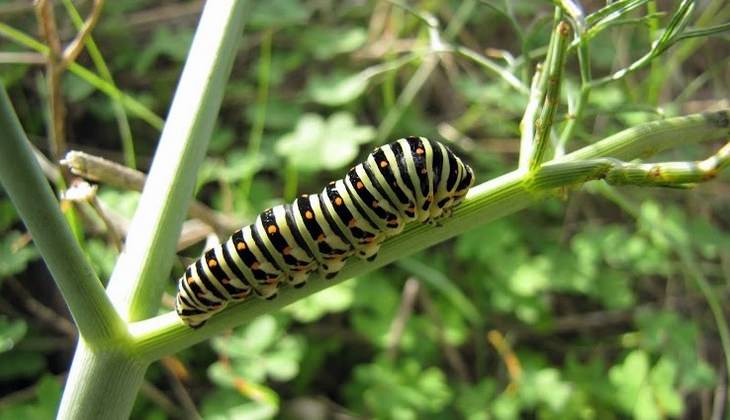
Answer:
418;286;471;382
385;277;420;360
5;277;77;339
62;150;241;236
33;0;105;161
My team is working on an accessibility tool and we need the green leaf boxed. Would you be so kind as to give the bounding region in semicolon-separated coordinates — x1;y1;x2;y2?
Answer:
301;27;368;59
98;190;140;220
0;349;46;380
85;239;118;282
35;375;63;418
133;27;194;74
609;350;652;416
210;315;304;385
454;379;497;420
649;358;683;416
200;389;278;420
199;152;268;188
212;315;279;358
0;199;18;231
308;72;369;106
284;281;354;322
0;316;27;353
275;113;375;172
250;0;311;28
244;97;303;130
0;375;61;420
609;349;684;419
0;231;38;278
346;358;452;419
508;256;551;297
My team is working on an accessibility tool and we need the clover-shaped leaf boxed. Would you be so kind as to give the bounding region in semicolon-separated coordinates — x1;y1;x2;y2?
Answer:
275;112;375;172
308;72;369;106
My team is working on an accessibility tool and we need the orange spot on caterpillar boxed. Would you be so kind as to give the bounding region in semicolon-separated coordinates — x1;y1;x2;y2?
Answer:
221;278;230;284
421;168;428;174
379;160;388;168
267;225;277;234
356;181;364;189
208;259;217;268
236;242;246;251
335;197;343;206
416;147;424;155
372;201;380;208
317;234;325;242
348;219;356;227
283;246;291;255
305;210;314;219
251;262;261;270
186;277;194;285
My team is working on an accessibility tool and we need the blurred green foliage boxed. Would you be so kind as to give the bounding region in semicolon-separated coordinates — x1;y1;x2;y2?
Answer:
1;0;729;418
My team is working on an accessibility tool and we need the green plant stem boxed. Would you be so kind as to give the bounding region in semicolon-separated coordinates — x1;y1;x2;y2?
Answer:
105;0;248;323
128;110;730;361
519;8;562;169
588;0;696;89
57;342;148;419
57;2;250;418
451;45;529;94
557;22;591;156
0;84;125;345
528;20;571;171
376;0;477;143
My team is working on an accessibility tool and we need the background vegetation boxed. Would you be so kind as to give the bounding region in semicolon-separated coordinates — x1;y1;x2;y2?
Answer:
0;0;729;418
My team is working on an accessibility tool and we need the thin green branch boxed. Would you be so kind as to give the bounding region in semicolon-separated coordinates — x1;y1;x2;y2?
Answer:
519;8;562;170
0;84;126;345
527;141;729;190
528;20;571;171
450;45;529;94
557;17;591;155
129;110;730;361
376;0;478;143
588;0;697;89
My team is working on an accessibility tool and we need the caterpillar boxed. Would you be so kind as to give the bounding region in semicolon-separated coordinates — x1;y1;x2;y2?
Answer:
175;137;475;328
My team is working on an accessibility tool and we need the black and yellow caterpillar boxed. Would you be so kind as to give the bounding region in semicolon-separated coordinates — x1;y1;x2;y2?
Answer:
175;137;475;328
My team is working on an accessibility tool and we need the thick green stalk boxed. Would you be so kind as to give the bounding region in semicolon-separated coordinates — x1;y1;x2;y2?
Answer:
105;0;248;323
129;110;730;361
0;85;125;346
57;342;147;420
57;2;250;418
